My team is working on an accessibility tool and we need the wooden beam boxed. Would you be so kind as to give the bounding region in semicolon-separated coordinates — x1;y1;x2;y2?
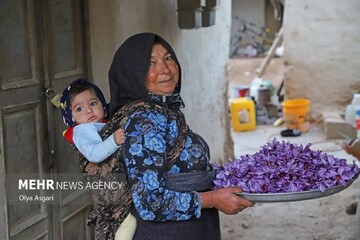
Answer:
256;27;284;77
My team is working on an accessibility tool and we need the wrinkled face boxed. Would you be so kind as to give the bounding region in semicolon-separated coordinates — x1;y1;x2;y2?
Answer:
71;89;105;124
145;43;179;95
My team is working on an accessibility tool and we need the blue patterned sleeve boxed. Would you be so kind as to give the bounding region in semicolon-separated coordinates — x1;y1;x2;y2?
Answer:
123;109;202;221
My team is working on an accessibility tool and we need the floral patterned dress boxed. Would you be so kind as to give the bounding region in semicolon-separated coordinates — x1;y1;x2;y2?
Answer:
123;106;220;239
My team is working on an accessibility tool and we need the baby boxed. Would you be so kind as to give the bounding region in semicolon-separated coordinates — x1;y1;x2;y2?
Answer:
60;79;136;240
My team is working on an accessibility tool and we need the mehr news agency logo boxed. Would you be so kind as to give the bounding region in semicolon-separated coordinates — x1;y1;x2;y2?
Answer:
17;178;124;203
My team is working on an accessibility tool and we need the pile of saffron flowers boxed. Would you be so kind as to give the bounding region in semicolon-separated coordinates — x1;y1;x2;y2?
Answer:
213;138;360;193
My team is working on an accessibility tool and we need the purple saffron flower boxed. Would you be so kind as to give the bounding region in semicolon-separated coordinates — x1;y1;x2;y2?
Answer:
212;138;360;193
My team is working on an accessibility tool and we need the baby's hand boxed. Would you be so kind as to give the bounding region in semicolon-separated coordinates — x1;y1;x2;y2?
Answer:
114;128;125;145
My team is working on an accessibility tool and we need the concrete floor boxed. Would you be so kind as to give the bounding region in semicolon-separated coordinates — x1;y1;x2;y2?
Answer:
231;124;354;160
227;58;284;98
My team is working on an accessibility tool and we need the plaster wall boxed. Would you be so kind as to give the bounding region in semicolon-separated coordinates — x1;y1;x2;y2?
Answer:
88;0;233;164
283;0;360;114
231;0;265;47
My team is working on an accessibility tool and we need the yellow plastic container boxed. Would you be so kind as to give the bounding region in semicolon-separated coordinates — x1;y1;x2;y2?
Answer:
282;99;310;132
231;98;256;131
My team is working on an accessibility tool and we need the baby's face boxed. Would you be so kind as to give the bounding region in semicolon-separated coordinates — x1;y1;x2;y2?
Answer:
70;89;105;124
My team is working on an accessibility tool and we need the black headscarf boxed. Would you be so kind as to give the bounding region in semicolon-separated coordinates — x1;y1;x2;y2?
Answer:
108;32;183;116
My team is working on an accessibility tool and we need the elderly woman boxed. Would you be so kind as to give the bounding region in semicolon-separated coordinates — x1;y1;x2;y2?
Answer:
107;32;253;239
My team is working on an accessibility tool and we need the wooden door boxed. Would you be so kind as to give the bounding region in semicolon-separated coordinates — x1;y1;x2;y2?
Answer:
0;0;94;239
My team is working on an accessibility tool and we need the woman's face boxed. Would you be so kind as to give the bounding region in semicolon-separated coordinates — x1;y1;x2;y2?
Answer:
145;44;179;95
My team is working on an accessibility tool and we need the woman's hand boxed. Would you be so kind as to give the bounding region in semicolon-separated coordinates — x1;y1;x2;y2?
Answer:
200;187;254;215
114;128;125;145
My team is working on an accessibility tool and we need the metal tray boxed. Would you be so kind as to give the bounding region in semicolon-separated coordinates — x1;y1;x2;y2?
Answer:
236;178;358;203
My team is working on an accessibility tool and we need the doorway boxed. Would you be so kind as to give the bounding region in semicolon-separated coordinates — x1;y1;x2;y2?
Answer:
0;0;94;239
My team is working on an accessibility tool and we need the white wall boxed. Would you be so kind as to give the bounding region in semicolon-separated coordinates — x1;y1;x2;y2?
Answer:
230;0;265;50
88;0;233;164
283;0;360;114
231;0;265;31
